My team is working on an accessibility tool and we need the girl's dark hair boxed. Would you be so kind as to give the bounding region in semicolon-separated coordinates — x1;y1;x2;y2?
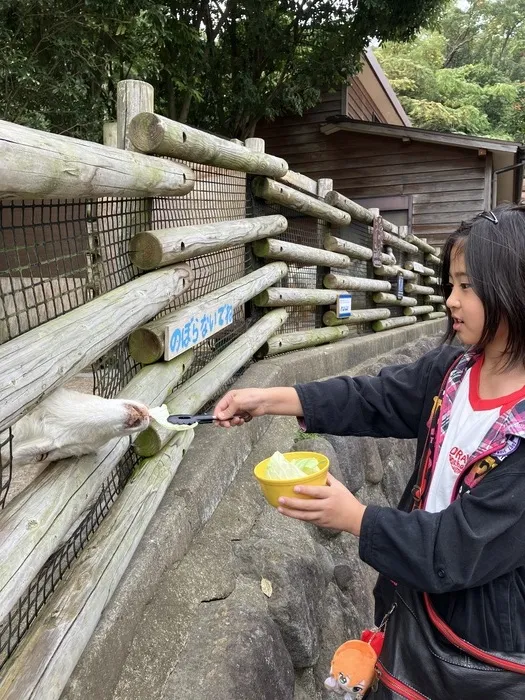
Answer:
441;203;525;368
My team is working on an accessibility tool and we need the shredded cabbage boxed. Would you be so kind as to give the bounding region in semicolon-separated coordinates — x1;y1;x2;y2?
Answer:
265;451;320;479
149;404;197;431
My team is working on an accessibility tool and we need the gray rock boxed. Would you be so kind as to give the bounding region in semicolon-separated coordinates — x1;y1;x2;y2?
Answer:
380;438;416;507
322;435;365;494
234;534;325;668
159;579;295;700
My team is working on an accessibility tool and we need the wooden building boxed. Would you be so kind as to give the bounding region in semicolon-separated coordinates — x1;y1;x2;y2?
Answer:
257;49;524;245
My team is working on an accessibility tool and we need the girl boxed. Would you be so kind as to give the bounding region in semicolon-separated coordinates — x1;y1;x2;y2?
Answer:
214;204;525;699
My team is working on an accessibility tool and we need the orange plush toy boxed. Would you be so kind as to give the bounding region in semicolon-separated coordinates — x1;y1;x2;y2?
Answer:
324;630;384;699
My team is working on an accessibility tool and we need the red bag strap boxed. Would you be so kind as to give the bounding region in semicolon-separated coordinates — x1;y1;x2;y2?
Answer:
423;593;525;674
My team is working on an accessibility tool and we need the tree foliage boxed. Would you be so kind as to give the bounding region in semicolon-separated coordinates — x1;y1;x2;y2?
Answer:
376;0;525;140
1;0;447;141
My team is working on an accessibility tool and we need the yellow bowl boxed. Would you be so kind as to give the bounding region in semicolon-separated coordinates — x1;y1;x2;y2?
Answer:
253;451;329;508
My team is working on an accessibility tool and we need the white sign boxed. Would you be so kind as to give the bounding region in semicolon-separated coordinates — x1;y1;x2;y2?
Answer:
410;261;426;274
336;293;352;319
164;302;234;360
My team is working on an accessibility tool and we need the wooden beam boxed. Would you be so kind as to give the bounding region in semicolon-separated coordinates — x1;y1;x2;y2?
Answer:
278;170;318;195
423;294;445;304
0;119;194;200
404;233;437;256
372;292;417;307
324;234;394;265
403;305;435;316
374;265;416;280
323;273;391;292
128;262;287;364
0;264;193;433
423;312;447;320
253;288;342;307
257;326;350;358
404;261;435;276
404;283;435;295
372;316;417;332
129;113;288;177
323;308;390;326
252;238;351;269
130;215;287;270
0;350;193;626
252;177;352;226
134;309;288;456
0;429;195;700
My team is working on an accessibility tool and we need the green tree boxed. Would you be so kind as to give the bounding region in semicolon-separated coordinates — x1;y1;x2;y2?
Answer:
376;0;525;140
1;0;448;141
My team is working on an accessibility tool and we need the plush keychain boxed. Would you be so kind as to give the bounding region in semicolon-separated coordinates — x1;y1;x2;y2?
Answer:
324;629;384;700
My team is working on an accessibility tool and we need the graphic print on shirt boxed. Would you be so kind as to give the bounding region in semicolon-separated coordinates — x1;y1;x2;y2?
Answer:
448;446;468;474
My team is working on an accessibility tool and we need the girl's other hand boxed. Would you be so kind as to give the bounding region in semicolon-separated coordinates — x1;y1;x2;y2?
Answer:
277;473;366;536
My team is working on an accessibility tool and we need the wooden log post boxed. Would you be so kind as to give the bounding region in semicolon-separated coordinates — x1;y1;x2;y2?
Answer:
0;430;194;700
0;350;193;625
0;265;193;432
404;283;435;295
257;326;350;358
316;178;333;322
323;273;391;292
252;177;351;226
323;308;391;327
403;305;435;316
252;238;351;269
117;80;155;152
128;113;288;177
372;292;417;307
134;308;288;456
323;234;394;265
130;215;288;270
0;119;194;200
372;316;417;332
129;262;287;364
253;288;342;307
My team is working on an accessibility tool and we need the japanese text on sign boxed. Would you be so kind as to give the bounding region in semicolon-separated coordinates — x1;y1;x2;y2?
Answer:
164;303;234;360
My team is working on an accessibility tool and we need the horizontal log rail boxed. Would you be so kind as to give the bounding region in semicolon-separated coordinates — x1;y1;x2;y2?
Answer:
372;293;417;307
424;311;447;320
128;262;287;364
257;326;350;357
404;261;435;276
278;170;318;195
324;234;395;265
129;113;288;177
323;308;390;326
403;305;435;316
252;238;351;269
372;316;417;332
0;264;193;433
130;215;287;270
0;350;193;626
426;253;441;266
323;190;397;234
423;294;445;304
405;233;437;255
324;273;391;292
252;177;351;226
134;308;288;456
253;288;342;307
382;231;418;255
373;265;416;280
0;119;194;200
404;283;435;295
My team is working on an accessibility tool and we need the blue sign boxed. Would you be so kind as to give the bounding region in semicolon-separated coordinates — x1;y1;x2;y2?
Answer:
336;293;352;319
164;303;234;360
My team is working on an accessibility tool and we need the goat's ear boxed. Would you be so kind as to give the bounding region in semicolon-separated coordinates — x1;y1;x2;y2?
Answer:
12;438;55;465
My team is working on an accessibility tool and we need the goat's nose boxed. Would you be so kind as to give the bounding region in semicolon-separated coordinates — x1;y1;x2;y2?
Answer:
125;404;150;429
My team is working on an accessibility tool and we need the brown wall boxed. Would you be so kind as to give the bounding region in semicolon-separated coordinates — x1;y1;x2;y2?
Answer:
256;123;487;244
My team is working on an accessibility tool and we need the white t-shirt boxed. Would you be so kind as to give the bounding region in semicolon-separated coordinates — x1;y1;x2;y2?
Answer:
424;358;525;513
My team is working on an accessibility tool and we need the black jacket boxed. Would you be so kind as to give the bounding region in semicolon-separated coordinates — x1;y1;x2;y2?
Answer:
295;345;525;652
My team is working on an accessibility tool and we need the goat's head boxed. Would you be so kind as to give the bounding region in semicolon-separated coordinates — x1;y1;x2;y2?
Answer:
8;388;150;469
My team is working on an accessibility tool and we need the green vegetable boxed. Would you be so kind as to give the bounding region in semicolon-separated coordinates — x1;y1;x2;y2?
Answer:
265;451;320;479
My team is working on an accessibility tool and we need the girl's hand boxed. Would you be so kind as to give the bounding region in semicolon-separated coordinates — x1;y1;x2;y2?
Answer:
277;473;366;536
213;388;265;427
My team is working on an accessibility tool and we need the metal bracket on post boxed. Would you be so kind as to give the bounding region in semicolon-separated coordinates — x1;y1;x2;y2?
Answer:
372;216;385;268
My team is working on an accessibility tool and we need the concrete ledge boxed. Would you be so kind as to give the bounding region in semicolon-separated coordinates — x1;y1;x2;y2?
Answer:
61;319;445;700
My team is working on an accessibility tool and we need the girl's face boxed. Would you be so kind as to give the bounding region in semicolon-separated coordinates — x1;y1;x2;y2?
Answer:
446;246;485;346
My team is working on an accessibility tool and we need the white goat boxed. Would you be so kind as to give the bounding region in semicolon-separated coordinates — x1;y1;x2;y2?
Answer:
3;388;150;471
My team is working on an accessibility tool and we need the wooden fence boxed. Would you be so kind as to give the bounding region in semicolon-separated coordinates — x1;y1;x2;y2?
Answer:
0;79;444;698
